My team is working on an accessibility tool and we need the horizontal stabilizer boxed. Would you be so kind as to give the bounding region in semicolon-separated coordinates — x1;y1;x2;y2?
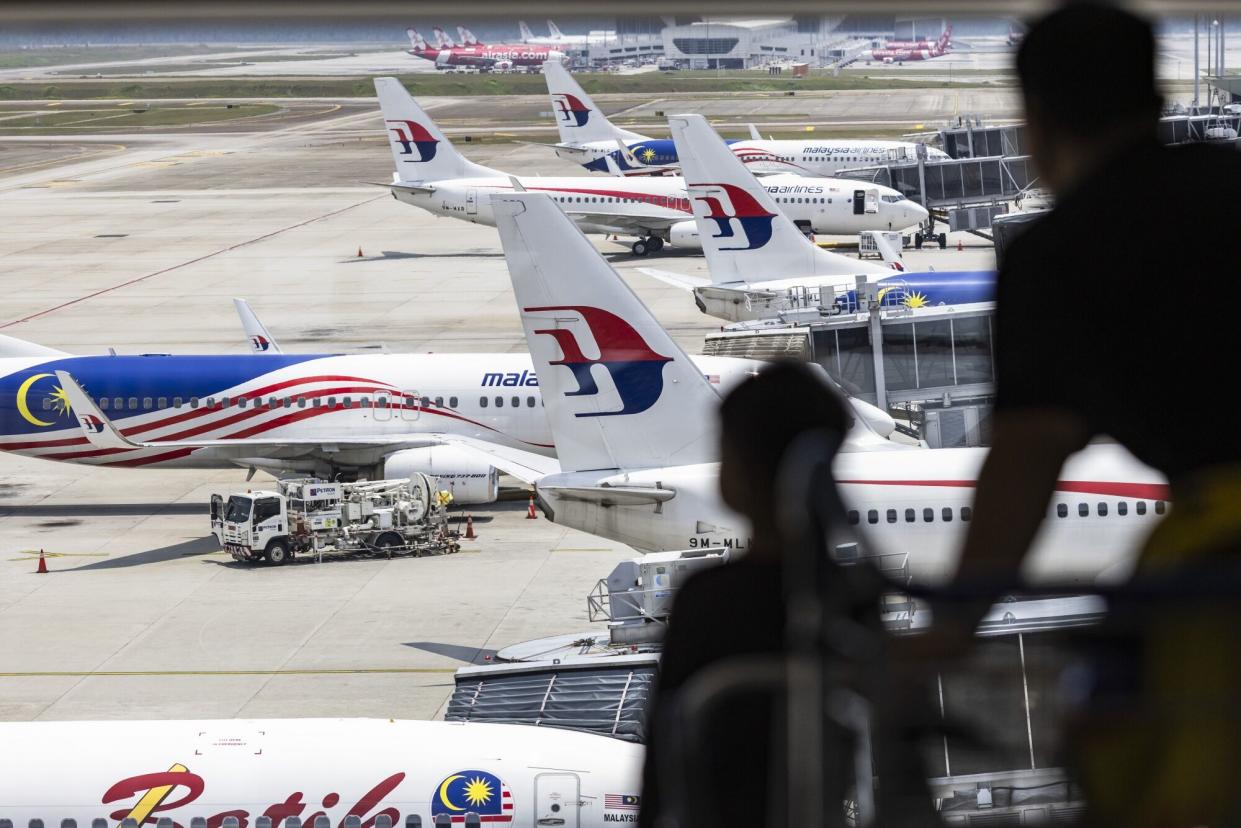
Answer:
635;267;710;291
539;484;676;507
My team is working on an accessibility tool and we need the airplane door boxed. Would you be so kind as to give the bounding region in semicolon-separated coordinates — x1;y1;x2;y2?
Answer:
466;189;478;215
534;773;580;828
373;389;392;422
400;391;421;421
865;188;879;213
852;189;866;215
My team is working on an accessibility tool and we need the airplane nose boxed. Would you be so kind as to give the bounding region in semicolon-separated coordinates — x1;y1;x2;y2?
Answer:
907;201;929;226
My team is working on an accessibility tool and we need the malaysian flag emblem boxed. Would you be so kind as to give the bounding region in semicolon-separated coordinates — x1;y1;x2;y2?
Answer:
432;770;515;823
604;794;641;811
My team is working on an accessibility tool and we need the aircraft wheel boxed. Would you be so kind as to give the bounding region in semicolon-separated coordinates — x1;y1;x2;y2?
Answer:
647;236;665;252
914;232;924;250
938;233;948;249
265;540;291;566
631;239;649;257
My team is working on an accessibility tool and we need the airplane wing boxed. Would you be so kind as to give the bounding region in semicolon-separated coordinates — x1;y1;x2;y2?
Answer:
563;211;683;237
635;267;710;290
233;298;283;354
538;484;676;507
368;181;437;195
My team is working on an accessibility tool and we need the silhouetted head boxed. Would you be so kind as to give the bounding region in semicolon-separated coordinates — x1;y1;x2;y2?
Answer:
719;361;851;558
1018;3;1161;194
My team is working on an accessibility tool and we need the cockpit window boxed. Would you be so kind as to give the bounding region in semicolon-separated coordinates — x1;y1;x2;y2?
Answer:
880;194;906;203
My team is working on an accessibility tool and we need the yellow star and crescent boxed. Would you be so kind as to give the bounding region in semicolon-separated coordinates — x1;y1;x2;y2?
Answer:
16;372;71;428
438;775;467;811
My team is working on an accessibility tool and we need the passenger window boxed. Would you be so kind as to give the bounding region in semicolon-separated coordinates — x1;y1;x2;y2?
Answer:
114;397;123;410
1056;503;1068;518
961;506;972;522
326;397;336;408
867;509;878;525
480;397;488;408
847;510;859;526
238;397;248;409
1078;503;1089;517
923;507;934;523
99;398;109;410
157;397;167;408
1098;502;1108;516
190;397;199;408
886;509;897;524
435;396;443;407
450;396;458;408
343;396;352;408
1155;501;1166;514
173;397;182;408
312;398;321;408
42;398;52;410
942;507;953;522
495;396;504;407
297;398;306;408
128;397;138;409
142;397;152;410
904;508;915;523
511;396;520;408
1136;501;1147;515
1118;501;1128;516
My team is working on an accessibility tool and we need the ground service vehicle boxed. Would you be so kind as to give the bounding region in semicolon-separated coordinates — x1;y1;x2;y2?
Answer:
211;475;457;564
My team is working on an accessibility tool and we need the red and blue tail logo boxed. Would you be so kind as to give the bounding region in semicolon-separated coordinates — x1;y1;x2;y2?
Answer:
551;93;591;127
690;182;776;250
386;119;440;162
250;335;271;352
79;414;104;434
527;305;671;418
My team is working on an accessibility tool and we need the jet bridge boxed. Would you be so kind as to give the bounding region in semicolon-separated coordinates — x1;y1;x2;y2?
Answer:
702;279;996;448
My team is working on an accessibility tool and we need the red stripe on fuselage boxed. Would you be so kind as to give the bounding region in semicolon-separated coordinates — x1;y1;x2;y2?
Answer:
837;479;1171;500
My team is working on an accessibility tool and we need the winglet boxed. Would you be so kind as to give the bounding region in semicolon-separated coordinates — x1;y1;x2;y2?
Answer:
54;371;138;451
747;123;761;140
233;298;283;354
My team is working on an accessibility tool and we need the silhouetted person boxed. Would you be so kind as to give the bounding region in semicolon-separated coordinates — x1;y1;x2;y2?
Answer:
639;361;851;828
919;5;1241;826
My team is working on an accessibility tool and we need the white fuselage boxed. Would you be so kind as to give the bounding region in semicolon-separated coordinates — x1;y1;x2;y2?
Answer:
0;352;753;473
0;719;642;826
393;174;927;239
537;443;1167;585
556;139;950;178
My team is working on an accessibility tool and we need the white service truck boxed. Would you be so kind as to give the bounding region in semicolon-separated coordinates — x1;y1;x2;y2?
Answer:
210;476;458;565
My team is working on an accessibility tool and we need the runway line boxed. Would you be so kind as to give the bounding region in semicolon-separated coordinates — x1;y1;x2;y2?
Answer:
0;193;387;330
0;667;457;677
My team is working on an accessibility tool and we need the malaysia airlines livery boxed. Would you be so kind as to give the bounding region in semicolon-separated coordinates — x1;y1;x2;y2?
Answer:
485;191;1165;583
406;28;564;71
0;719;641;825
541;61;949;177
649;114;993;323
375;79;925;257
0;328;756;504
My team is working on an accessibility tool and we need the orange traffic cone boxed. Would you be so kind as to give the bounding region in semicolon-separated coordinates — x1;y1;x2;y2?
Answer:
526;495;538;520
956;239;963;252
36;548;48;574
357;246;364;258
464;515;476;540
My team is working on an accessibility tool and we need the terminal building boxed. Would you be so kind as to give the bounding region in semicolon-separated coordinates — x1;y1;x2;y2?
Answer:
657;15;898;68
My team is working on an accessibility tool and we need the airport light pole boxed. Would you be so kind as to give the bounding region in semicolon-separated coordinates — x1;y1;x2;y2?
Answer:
1194;15;1200;109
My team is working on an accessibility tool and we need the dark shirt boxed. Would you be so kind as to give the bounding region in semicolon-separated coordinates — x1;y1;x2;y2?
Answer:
994;140;1241;481
638;560;786;828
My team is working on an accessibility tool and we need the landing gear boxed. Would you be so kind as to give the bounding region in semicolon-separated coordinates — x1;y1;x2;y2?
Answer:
913;231;948;250
631;236;664;256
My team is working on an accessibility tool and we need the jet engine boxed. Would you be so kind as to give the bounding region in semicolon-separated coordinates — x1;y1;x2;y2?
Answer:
382;446;499;505
668;220;702;250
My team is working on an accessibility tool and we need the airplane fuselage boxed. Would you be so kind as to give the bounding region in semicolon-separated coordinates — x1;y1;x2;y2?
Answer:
0;718;642;825
536;443;1168;585
393;174;926;240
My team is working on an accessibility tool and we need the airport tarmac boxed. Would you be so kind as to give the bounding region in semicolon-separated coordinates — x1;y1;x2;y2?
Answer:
0;90;995;722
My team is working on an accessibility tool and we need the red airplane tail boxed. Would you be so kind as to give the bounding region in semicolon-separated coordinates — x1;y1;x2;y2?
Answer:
432;27;457;49
406;28;428;50
457;26;482;46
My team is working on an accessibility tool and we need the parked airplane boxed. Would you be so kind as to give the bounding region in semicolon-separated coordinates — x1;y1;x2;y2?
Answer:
642;114;993;323
405;28;564;71
374;78;926;257
519;20;615;47
484;191;1165;583
882;25;953;50
0;718;641;826
0;320;754;507
541;61;949;177
456;26;482;46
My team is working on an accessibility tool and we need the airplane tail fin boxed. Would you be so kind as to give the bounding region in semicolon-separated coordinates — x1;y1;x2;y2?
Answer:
233;299;283;354
493;192;720;473
432;27;456;48
542;60;647;147
519;21;535;42
547;20;565;40
939;25;952;49
0;334;68;358
669;113;890;285
374;77;501;182
458;26;480;46
406;28;427;50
